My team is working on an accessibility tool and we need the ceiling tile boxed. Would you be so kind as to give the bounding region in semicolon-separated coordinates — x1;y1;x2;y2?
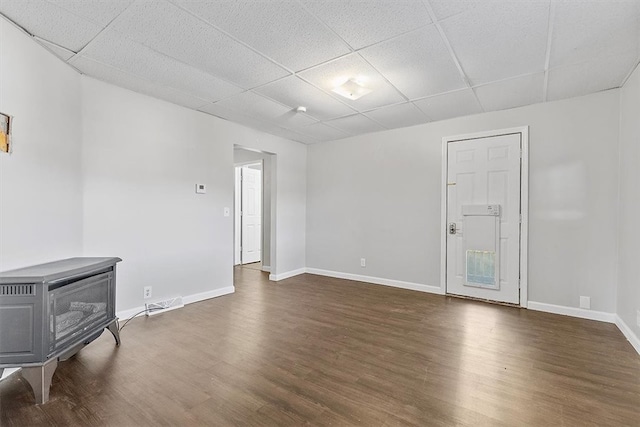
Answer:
254;76;356;121
359;25;466;99
364;103;429;129
550;0;640;68
413;89;482;122
36;38;76;61
323;114;386;135
440;1;550;85
298;53;405;111
214;91;297;123
76;30;243;102
272;128;319;145
474;73;545;112
72;56;209;110
109;0;289;88
302;122;350;142
428;0;481;21
175;0;350;72
0;0;103;51
301;0;432;49
48;0;133;27
547;53;638;101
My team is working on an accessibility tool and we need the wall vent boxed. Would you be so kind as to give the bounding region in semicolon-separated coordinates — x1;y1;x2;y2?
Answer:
0;284;35;296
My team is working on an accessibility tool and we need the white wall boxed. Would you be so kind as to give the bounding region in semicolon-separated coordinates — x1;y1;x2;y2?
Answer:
307;90;621;313
234;148;273;269
81;77;236;313
81;78;307;313
617;64;640;344
0;18;83;271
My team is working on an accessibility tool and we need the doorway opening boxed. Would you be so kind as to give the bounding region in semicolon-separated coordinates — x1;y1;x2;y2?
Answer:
233;147;275;274
441;127;529;307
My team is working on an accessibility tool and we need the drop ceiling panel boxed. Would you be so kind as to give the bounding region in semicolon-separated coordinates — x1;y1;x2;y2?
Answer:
76;31;243;103
214;91;299;123
359;25;466;100
72;56;209;110
302;122;351;142
428;0;480;21
323;114;386;135
547;54;638;101
298;53;405;111
0;0;103;51
301;0;432;50
413;89;482;122
254;76;356;121
175;0;350;72
440;1;549;85
474;73;545;112
109;0;289;88
550;0;640;68
36;38;76;61
364;103;429;130
48;0;134;27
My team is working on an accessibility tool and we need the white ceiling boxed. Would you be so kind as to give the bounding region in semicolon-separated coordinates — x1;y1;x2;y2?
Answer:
1;0;639;144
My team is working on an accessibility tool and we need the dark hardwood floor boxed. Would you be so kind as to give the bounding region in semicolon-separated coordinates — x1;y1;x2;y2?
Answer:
2;266;640;426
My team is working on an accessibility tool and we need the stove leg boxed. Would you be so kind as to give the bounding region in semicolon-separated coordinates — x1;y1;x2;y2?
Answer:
21;359;57;404
106;319;121;346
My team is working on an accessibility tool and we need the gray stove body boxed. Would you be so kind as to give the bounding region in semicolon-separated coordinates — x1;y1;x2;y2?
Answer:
0;257;122;404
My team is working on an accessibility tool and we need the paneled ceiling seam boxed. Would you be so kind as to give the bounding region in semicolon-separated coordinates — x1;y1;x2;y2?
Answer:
295;0;357;52
70;0;135;59
542;1;556;102
167;0;294;77
422;0;485;113
620;57;640;87
0;11;85;74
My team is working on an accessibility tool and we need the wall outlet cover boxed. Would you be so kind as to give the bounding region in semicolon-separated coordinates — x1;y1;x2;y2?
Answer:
637;310;640;328
143;286;152;299
360;258;366;267
196;183;206;194
579;296;590;310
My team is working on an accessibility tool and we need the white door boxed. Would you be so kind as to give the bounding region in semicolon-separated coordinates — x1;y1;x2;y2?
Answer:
241;166;262;264
446;133;521;304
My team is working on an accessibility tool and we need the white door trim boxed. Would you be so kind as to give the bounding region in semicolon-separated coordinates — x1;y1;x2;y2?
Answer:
440;126;529;307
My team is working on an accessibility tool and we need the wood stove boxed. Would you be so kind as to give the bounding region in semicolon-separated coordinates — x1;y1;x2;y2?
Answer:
0;257;122;404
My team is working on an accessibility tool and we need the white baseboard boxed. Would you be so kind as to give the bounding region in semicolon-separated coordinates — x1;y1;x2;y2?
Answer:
269;268;306;281
117;286;235;320
305;268;444;295
182;286;235;305
261;265;271;273
527;301;616;323
615;315;640;355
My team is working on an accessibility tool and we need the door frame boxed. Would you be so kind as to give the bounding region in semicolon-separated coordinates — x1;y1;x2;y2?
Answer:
440;126;529;307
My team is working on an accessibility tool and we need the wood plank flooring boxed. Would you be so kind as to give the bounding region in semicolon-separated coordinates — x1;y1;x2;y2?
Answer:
2;266;640;426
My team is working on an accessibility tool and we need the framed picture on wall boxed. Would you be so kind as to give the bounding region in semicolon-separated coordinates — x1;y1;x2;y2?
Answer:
0;112;10;154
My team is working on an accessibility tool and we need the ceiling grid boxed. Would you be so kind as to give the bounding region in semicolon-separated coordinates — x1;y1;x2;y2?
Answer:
1;0;638;143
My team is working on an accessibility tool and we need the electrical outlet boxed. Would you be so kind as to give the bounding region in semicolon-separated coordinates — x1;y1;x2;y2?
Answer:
360;258;366;268
143;286;152;299
579;296;590;309
636;310;640;328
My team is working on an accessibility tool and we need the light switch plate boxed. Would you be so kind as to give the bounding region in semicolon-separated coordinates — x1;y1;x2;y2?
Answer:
196;183;206;194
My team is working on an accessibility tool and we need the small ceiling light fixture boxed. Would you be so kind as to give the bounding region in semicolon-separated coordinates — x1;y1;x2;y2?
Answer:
332;78;372;101
296;106;307;113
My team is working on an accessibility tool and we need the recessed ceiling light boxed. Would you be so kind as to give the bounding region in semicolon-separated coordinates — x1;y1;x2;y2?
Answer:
332;79;372;100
